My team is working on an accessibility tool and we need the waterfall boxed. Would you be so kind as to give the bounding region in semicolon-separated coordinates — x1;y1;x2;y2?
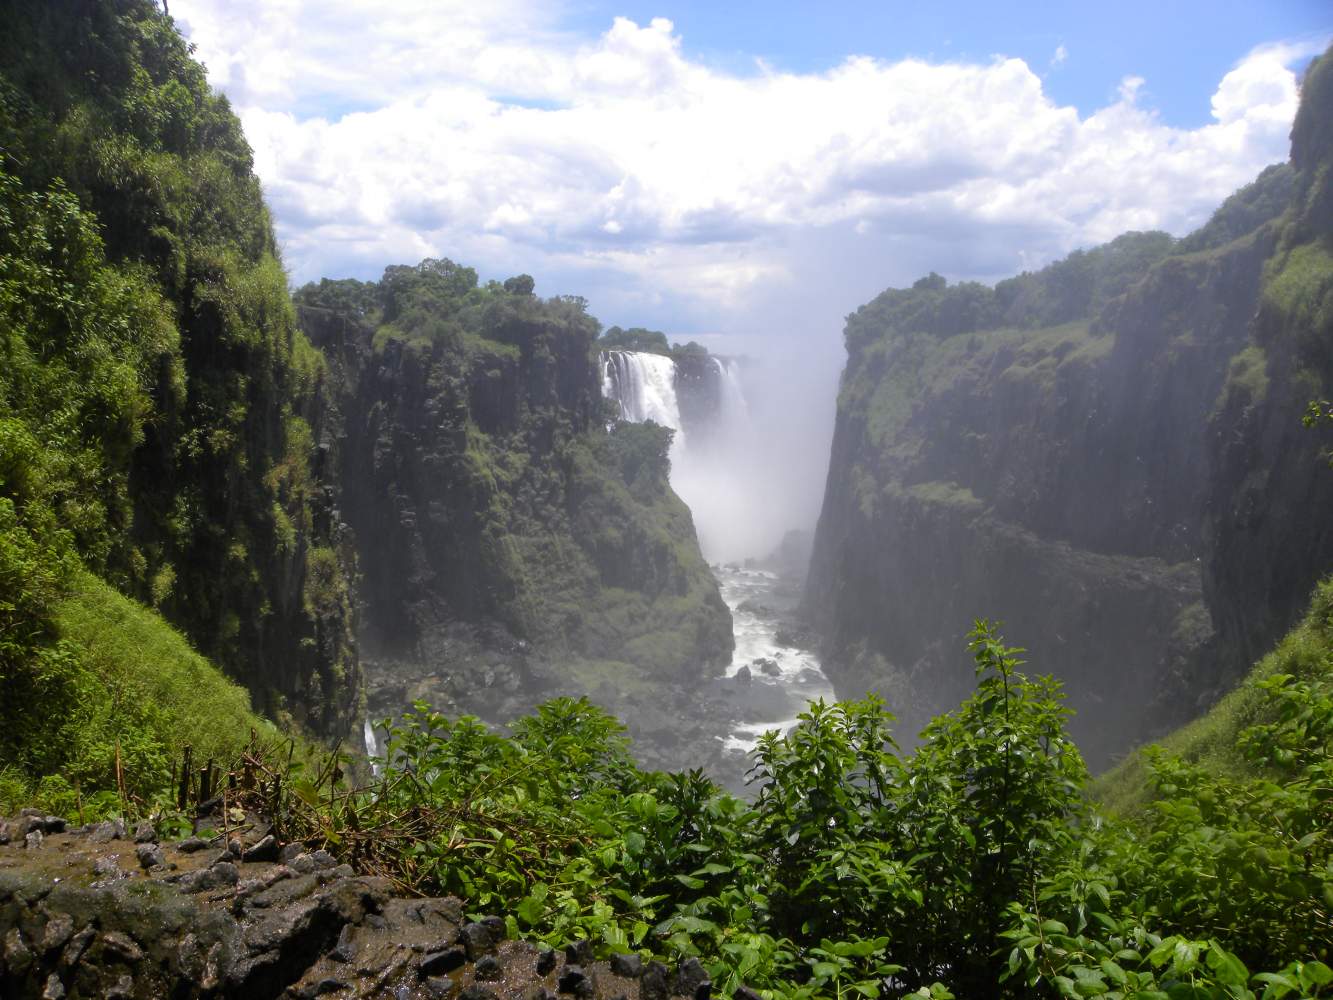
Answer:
713;357;749;425
602;350;687;463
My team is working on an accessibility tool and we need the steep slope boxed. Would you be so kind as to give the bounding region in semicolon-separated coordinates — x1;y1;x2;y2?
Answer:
0;0;357;755
807;51;1333;767
297;268;732;753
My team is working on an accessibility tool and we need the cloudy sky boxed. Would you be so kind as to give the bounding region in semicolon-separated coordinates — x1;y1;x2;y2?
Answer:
169;0;1328;552
171;0;1328;348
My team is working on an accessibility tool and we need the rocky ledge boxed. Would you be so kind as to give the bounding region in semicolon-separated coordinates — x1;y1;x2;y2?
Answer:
0;811;727;1000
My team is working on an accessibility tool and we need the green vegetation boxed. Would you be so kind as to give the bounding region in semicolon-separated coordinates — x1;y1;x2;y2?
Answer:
0;0;357;754
274;599;1333;999
599;325;673;355
0;568;280;817
843;232;1175;356
300;258;731;691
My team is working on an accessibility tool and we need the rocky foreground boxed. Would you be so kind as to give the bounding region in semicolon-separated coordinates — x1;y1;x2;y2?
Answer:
0;812;726;1000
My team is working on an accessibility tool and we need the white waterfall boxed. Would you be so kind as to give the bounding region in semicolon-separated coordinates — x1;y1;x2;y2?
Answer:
714;357;749;425
602;350;687;464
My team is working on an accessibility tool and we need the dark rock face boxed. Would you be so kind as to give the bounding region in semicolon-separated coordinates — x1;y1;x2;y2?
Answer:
1;817;735;999
807;145;1333;765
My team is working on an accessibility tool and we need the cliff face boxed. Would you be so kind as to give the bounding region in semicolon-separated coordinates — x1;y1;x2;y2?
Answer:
0;0;358;739
299;266;732;735
807;56;1333;766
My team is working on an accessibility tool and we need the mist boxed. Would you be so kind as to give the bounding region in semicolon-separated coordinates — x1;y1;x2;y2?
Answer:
669;337;841;565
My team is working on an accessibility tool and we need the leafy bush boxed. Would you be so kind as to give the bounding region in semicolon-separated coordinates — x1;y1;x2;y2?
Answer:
264;608;1333;999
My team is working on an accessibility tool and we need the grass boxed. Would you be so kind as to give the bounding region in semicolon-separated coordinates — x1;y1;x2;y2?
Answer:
0;570;285;815
1092;577;1333;816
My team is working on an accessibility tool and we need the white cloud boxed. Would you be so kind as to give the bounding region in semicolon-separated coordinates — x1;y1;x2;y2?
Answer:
1052;44;1068;67
173;0;1318;343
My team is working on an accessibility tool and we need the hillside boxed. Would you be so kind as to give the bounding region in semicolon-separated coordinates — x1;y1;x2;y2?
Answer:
0;0;358;748
806;51;1333;767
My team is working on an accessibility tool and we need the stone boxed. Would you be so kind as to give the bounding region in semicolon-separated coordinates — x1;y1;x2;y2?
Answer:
424;977;455;999
92;855;127;882
88;820;120;844
40;913;75;953
279;843;305;863
4;927;34;974
535;946;557;976
60;926;94;968
523;988;557;1000
558;964;594;997
480;914;506;938
641;962;670;1000
735;665;752;684
178;860;238;893
419;946;466;976
677;957;709;998
242;834;280;862
459;987;499;1000
329;923;358;963
133;820;157;844
25;829;44;850
564;939;594;965
734;987;764;1000
475;954;504;980
42;816;66;834
41;973;65;1000
0;820;9;844
695;981;713;1000
609;952;643;978
308;849;338;870
136;843;166;869
177;836;209;853
106;974;134;999
460;921;496;960
100;930;145;963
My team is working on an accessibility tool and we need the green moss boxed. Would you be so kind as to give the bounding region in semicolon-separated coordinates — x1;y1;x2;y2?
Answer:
1214;344;1271;416
900;480;986;513
1262;241;1333;320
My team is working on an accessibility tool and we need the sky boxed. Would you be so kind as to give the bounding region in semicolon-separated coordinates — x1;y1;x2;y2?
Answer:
170;0;1329;347
170;0;1330;552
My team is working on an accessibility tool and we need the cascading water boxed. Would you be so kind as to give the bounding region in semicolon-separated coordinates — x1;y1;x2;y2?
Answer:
600;348;834;765
602;351;687;465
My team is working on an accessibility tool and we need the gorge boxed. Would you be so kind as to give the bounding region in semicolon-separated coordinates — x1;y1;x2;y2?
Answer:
3;3;1333;996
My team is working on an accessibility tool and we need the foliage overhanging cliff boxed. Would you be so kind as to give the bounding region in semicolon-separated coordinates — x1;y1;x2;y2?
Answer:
806;49;1333;767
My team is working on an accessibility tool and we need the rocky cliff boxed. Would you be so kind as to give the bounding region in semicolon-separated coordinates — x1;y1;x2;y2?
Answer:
297;267;732;757
806;51;1333;767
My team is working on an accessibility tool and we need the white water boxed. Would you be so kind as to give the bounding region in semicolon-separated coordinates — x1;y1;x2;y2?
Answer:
715;564;834;754
600;349;835;757
602;350;687;466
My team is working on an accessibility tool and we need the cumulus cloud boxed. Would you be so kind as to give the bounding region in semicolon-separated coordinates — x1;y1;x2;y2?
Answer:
172;0;1321;342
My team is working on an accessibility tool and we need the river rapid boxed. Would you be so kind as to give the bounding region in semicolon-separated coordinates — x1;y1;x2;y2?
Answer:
708;560;834;784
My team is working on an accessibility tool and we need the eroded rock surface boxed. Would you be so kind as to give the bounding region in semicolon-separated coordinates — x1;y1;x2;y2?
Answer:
0;816;720;1000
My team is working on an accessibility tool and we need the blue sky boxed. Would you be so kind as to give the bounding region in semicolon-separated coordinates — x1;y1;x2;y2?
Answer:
564;0;1331;128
